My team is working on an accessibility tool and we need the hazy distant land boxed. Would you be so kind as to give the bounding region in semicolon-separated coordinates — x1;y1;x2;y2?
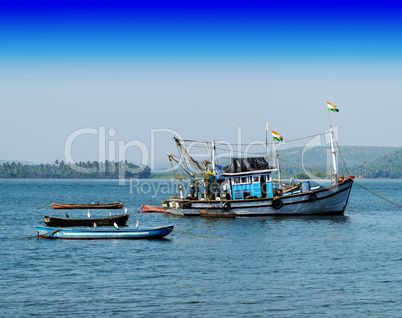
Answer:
1;146;401;179
0;160;151;179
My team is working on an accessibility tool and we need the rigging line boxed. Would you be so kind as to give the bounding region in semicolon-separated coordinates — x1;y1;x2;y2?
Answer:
169;158;185;182
20;228;62;239
37;205;51;209
176;144;188;171
163;226;217;238
179;132;330;146
181;139;211;144
278;157;332;175
176;139;208;177
333;135;351;176
353;182;402;209
176;143;198;176
346;209;362;213
179;144;278;157
275;132;330;144
278;158;292;178
217;154;276;159
215;147;276;155
188;144;273;153
327;135;400;209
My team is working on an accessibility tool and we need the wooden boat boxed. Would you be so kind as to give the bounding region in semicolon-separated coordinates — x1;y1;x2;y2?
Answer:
141;204;165;213
36;225;174;240
44;214;129;227
162;106;354;217
52;202;124;209
164;176;354;216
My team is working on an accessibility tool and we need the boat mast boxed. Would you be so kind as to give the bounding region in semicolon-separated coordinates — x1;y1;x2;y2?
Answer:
274;141;282;189
327;108;338;185
211;140;216;175
265;123;268;160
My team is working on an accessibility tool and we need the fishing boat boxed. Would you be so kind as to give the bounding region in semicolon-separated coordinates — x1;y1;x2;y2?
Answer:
44;214;129;227
161;102;354;217
36;225;174;240
140;204;165;213
52;202;124;209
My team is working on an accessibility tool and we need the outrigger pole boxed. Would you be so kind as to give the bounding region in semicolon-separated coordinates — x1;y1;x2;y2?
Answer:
173;137;208;178
167;153;195;178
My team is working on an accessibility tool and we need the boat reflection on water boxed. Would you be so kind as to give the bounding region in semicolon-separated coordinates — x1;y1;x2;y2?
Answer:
261;214;351;224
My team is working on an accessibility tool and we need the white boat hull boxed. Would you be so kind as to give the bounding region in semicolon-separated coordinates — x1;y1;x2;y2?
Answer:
163;179;353;216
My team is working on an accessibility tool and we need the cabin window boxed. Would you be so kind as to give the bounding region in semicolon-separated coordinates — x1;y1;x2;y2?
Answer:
241;177;248;183
234;177;240;184
253;176;259;183
235;190;243;199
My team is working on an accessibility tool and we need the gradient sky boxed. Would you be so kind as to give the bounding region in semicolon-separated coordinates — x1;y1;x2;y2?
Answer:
1;0;401;165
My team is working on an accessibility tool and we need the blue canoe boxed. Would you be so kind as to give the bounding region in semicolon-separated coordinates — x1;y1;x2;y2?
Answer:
36;225;174;240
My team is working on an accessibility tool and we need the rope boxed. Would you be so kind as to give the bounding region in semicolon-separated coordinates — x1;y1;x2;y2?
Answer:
354;181;402;209
334;136;351;176
346;209;362;213
175;139;207;178
278;157;332;176
163;227;217;238
20;228;62;239
180;132;330;146
278;158;292;179
125;212;140;215
333;135;401;209
37;205;51;209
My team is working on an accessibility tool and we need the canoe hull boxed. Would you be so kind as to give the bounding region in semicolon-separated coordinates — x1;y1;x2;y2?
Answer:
140;204;165;213
36;225;174;240
44;214;129;227
52;202;124;209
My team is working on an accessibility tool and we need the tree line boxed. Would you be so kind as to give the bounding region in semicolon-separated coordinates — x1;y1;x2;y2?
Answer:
349;149;401;179
0;160;151;179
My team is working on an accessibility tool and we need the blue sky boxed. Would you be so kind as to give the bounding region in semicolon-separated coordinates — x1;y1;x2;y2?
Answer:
1;0;401;164
2;0;402;59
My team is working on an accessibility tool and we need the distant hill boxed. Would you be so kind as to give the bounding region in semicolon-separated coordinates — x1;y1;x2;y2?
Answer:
3;146;400;179
152;146;401;179
275;146;400;178
350;149;402;179
278;146;399;167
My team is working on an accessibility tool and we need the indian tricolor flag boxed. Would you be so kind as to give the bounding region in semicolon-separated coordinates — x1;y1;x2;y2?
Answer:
271;130;283;142
327;101;339;112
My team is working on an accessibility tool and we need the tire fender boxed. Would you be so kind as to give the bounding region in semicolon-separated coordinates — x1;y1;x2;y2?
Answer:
272;198;283;209
309;193;317;202
223;202;231;211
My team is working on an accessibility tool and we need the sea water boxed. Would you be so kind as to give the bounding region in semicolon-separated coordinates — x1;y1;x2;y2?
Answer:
0;179;401;317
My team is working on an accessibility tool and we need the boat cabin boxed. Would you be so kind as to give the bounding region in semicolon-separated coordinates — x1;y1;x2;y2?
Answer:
220;157;277;200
